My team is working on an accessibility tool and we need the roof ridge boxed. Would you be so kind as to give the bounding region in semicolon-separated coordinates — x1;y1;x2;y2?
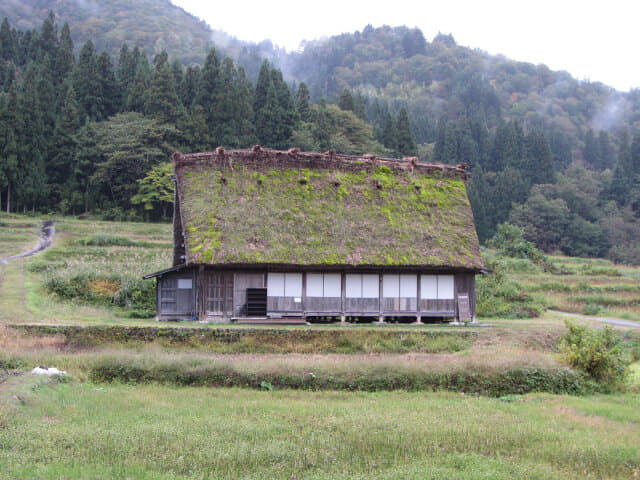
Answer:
171;147;469;180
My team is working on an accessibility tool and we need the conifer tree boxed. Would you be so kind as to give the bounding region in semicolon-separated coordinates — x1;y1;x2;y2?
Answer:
381;112;397;151
232;66;257;147
180;65;200;108
20;65;48;211
395;107;417;156
0;86;21;212
126;53;151;112
39;11;58;67
117;44;136;102
609;131;632;205
54;23;74;88
338;88;354;112
73;40;101;121
144;51;183;125
253;60;271;119
96;51;120;118
48;86;81;209
295;82;311;122
0;18;16;61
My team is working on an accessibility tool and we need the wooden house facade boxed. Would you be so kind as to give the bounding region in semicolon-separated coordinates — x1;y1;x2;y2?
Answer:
144;147;485;323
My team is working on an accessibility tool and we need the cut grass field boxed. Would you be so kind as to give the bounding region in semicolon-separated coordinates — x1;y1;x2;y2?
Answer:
1;377;639;479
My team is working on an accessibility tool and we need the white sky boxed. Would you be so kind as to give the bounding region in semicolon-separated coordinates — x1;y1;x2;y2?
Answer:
171;0;638;92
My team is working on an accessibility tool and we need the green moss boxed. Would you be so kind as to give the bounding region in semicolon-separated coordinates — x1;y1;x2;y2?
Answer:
179;164;482;268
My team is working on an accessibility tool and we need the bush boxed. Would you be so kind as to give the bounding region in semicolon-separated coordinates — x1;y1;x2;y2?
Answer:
476;255;546;318
559;321;630;388
77;235;137;247
488;223;546;264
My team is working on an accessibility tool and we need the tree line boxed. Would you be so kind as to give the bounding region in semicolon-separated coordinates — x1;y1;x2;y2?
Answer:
0;14;419;219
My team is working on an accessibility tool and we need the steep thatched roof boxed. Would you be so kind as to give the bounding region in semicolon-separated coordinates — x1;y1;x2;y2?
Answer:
173;147;484;271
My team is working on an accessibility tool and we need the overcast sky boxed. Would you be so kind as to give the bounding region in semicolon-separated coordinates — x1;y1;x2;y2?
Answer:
171;0;637;92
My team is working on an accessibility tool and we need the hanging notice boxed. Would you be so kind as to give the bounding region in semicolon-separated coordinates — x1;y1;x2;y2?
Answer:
457;294;471;321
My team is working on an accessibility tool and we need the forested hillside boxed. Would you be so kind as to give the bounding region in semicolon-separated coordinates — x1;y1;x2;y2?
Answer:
0;0;217;64
0;14;639;264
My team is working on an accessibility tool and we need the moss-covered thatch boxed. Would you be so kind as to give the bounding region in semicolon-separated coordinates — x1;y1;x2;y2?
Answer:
174;148;484;270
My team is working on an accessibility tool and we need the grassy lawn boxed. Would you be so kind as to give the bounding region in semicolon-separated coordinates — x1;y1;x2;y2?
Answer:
0;377;638;479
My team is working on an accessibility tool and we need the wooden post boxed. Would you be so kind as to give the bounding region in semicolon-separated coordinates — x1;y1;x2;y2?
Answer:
341;272;346;324
198;265;205;322
415;273;422;324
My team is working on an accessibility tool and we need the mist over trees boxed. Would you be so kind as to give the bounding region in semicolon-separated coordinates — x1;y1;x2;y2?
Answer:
1;14;640;264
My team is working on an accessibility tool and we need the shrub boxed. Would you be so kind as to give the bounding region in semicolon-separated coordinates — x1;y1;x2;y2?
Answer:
559;321;630;388
476;255;546;318
77;235;137;247
488;223;545;263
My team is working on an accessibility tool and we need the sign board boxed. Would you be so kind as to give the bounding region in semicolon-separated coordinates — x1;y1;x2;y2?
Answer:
457;294;471;321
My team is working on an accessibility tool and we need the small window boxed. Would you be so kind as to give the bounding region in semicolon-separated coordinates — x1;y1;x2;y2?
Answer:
177;278;192;289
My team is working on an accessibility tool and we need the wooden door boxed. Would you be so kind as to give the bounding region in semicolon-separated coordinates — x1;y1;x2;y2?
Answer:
206;272;233;316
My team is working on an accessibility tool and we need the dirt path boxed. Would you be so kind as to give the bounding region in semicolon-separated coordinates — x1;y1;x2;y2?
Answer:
549;309;640;329
0;221;55;264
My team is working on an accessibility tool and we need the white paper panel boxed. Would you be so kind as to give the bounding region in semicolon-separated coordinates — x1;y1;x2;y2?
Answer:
362;274;379;298
382;274;399;298
306;273;323;297
420;275;438;299
177;278;192;290
438;275;455;299
267;273;285;297
345;274;361;298
324;273;341;297
399;274;417;298
285;273;302;297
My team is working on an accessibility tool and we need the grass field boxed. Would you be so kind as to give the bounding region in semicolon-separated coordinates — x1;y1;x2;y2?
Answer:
1;377;639;479
505;254;640;320
1;214;639;478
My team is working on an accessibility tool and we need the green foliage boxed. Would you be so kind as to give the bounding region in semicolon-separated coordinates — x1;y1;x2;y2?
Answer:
560;321;630;388
131;162;174;218
476;254;546;318
487;223;545;263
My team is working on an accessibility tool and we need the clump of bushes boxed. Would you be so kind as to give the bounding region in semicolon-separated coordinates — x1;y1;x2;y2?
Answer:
89;357;591;396
476;255;546;318
76;235;137;247
559;321;631;389
45;273;155;317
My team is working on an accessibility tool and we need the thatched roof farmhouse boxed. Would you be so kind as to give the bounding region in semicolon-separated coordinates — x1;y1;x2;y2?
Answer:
145;147;484;323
